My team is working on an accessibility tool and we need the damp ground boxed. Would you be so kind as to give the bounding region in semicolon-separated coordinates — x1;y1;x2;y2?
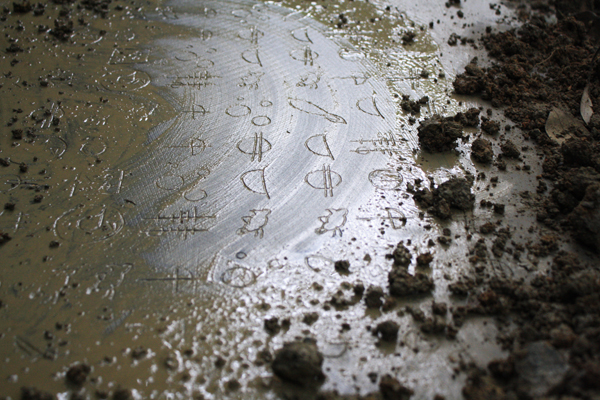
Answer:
1;1;598;400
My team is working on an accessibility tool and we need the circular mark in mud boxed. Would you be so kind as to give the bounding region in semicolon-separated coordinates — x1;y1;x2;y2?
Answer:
305;255;333;272
220;265;256;288
0;174;20;193
368;169;403;190
184;186;208;202
156;175;184;191
226;105;251;117
44;136;67;158
235;251;246;259
80;137;107;157
251;116;271;126
173;49;198;62
260;100;273;107
54;205;124;243
99;68;151;91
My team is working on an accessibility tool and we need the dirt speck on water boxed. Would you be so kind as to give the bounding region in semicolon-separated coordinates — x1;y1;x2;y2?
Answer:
66;363;91;386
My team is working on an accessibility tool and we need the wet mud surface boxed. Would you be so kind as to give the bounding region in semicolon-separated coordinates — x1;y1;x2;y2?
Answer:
1;0;599;399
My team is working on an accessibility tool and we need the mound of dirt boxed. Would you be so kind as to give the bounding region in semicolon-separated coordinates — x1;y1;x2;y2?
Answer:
272;339;325;386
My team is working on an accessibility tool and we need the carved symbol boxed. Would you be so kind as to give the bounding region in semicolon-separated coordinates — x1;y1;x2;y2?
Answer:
197;29;213;41
316;208;347;236
291;46;318;66
297;70;321;89
144;207;216;239
182;105;208;120
242;49;262;67
305;165;341;197
267;259;285;270
44;136;67;158
54;205;124;243
240;168;270;199
368;169;403;190
305;134;334;160
237;209;271;238
183;186;207;202
167;137;209;155
82;170;124;195
232;9;251;19
239;26;264;44
251;116;271;126
173;49;197;62
80;137;107;157
305;255;333;272
170;71;219;89
289;99;346;124
29;102;63;129
237;132;272;162
109;48;149;65
226;104;251;117
142;268;199;294
291;28;312;43
357;208;407;229
200;7;217;18
220;265;256;288
0;211;27;233
156;175;184;191
100;69;150;91
350;132;401;156
86;263;132;300
158;7;178;20
339;48;364;61
15;336;48;359
239;71;264;90
357;93;384;119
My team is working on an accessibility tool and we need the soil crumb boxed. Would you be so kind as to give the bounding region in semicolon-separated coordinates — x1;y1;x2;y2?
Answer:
272;339;326;386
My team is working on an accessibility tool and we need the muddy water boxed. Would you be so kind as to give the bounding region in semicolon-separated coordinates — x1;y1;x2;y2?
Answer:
0;0;539;399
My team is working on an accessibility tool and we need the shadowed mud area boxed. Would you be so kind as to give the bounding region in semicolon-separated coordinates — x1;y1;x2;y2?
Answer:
1;0;599;399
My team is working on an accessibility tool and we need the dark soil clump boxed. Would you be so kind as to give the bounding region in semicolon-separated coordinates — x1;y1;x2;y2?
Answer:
65;363;90;386
379;375;413;400
373;320;399;343
272;339;326;386
471;137;494;164
388;267;434;297
417;114;464;152
413;176;475;219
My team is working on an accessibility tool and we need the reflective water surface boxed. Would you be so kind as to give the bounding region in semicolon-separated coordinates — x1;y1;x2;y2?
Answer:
0;0;538;399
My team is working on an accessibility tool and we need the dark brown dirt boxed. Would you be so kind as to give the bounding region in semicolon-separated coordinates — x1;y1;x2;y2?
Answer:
471;137;494;164
413;176;475;219
65;363;91;386
272;339;326;386
372;320;399;343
